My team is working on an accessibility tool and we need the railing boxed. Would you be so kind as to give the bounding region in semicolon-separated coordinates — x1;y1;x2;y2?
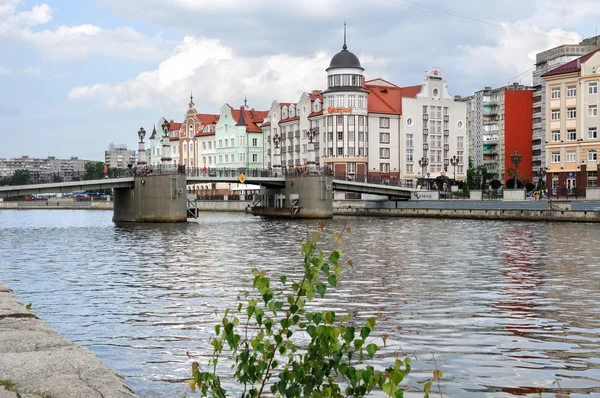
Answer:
295;131;300;138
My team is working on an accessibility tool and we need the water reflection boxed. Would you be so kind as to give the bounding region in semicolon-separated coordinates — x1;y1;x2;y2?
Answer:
1;210;600;397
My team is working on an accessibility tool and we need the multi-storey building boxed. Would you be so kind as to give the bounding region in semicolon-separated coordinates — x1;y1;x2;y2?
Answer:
0;156;86;178
104;144;137;169
262;37;467;186
462;84;533;184
531;35;600;180
542;48;600;194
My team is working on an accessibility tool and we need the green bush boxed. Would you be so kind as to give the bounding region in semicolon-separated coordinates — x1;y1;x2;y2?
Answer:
187;227;415;397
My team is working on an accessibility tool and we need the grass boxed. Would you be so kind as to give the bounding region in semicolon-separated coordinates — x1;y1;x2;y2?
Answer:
0;380;16;392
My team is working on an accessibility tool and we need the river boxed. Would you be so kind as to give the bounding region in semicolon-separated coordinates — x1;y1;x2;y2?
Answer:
0;210;599;397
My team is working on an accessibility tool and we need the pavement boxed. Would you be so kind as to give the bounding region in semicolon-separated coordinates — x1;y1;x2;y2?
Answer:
0;283;138;398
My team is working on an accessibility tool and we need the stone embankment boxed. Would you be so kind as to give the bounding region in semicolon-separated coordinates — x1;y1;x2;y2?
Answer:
0;283;138;398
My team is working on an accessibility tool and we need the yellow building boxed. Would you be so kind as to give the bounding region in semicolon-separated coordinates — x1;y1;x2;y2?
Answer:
542;48;600;196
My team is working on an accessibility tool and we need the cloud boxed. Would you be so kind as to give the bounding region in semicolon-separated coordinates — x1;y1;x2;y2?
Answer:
0;65;10;75
0;0;170;61
18;66;40;76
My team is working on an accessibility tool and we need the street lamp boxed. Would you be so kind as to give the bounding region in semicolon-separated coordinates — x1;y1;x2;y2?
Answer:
510;150;522;189
449;155;458;183
306;128;318;143
137;127;146;143
426;172;431;190
418;157;429;189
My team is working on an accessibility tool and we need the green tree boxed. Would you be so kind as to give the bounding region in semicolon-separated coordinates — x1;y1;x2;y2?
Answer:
188;228;414;398
9;169;30;185
84;161;105;180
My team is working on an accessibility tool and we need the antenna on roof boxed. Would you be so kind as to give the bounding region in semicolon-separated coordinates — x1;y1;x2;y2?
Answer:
343;21;347;50
190;91;194;106
244;95;248;108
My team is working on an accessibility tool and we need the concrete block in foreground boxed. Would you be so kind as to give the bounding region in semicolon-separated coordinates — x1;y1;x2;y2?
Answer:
0;283;138;398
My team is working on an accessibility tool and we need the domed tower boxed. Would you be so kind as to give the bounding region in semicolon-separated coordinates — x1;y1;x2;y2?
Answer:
322;23;369;180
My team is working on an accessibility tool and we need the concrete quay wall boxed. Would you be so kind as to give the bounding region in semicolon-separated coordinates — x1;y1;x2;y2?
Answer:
0;201;113;210
334;207;600;222
0;283;138;398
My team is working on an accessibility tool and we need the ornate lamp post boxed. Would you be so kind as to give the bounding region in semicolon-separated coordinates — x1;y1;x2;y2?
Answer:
510;150;522;189
137;127;147;165
272;132;282;176
449;155;458;183
418;157;429;189
306;128;319;175
161;120;172;167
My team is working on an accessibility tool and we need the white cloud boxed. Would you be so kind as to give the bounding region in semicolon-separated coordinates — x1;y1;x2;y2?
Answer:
0;0;170;61
18;66;40;76
0;65;10;75
68;36;386;112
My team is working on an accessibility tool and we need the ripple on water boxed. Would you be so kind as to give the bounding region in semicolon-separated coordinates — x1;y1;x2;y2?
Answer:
1;210;600;397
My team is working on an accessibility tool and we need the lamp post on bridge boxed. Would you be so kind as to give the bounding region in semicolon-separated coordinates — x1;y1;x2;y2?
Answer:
160;120;172;168
449;155;458;184
418;157;429;190
306;128;318;175
137;127;147;166
272;132;282;177
510;150;522;189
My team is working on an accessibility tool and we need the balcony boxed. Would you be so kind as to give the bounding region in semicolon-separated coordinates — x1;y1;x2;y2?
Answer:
314;142;320;149
443;144;449;151
443;115;449;122
267;135;271;141
295;130;300;138
287;145;293;152
483;149;497;155
295;145;300;152
423;114;429;121
315;156;320;162
287;132;294;138
423;143;429;150
443;130;449;136
423;129;429;135
267;149;271;155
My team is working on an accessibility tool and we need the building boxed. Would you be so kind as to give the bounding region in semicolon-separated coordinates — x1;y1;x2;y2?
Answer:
531;35;600;180
462;84;533;184
262;32;467;186
0;156;87;180
542;48;600;194
104;144;137;169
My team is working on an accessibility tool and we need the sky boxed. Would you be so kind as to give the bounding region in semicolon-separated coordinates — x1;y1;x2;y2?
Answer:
1;0;599;160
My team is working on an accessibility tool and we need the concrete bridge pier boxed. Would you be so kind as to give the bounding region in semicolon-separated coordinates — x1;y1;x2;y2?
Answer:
253;175;333;219
113;174;187;222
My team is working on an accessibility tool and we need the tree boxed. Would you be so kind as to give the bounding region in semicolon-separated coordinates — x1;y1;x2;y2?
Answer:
10;169;31;185
187;228;417;398
84;161;105;181
490;179;502;190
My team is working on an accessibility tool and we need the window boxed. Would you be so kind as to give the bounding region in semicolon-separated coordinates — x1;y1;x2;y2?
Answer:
343;75;349;86
380;132;390;143
252;138;258;147
551;87;560;99
406;117;414;127
329;148;333;156
588;171;597;187
380;163;390;172
457;151;464;163
457;136;463;149
252;154;258;162
589;82;598;95
219;155;223;163
348;117;355;126
337;131;343;140
551;110;560;120
423;105;428;114
302;144;307;153
189;124;194;137
433;88;439;97
406;164;413;173
231;154;235;162
380;148;390;158
551;152;560;163
202;156;206;164
567;108;576;119
444;107;448;116
337;147;344;156
552;131;560;142
348;147;355;157
348;131;355;140
406;134;413;147
566;151;576;162
357;96;364;108
328;96;334;108
327;116;333;126
358;147;364;156
567;85;576;97
202;142;206;150
347;162;355;173
379;118;390;128
589;105;598;117
359;132;364;141
348;95;356;107
589;150;598;161
406;149;413;161
336;95;344;107
224;154;228;163
225;125;228;132
337;116;344;126
218;139;222;148
183;143;187;153
589;127;598;139
567;130;576;141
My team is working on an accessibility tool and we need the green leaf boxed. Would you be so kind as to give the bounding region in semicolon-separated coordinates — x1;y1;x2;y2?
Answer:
25;303;32;310
360;326;371;340
366;317;376;330
215;324;221;335
280;275;287;285
366;343;378;360
315;283;327;298
382;382;397;396
329;250;341;265
311;232;321;242
424;381;432;394
327;274;338;288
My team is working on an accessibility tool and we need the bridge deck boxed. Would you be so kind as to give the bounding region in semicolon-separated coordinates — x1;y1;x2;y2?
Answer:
186;176;285;187
0;178;134;198
332;180;415;197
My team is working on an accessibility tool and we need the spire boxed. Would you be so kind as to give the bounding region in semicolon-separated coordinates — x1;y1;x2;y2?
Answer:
343;21;347;50
244;95;248;108
189;91;194;107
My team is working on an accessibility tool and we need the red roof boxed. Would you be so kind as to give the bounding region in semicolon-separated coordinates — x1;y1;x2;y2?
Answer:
168;121;182;132
278;115;300;124
231;108;269;133
260;121;271;127
365;81;421;115
542;48;600;78
196;113;219;125
309;90;323;102
308;110;323;118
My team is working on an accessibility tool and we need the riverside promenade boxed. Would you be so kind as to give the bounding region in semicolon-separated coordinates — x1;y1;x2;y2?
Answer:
0;283;137;398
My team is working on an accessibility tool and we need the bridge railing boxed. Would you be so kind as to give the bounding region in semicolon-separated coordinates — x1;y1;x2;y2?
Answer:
0;169;133;186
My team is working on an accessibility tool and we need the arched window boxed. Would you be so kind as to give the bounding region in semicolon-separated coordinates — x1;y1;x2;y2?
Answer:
188;124;193;138
589;149;597;161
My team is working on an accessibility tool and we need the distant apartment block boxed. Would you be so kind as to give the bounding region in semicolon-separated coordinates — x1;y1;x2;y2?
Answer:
105;144;137;169
0;156;86;178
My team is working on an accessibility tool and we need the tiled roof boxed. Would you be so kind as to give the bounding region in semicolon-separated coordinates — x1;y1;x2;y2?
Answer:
231;108;269;133
278;115;300;124
308;110;323;118
542;48;600;78
260;121;271;127
365;82;421;115
309;90;323;102
196;114;219;125
168;121;182;132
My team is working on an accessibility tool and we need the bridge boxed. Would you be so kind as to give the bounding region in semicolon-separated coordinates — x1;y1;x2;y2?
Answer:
0;168;417;221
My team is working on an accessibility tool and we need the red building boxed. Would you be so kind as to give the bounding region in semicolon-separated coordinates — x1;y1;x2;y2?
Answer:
504;89;533;185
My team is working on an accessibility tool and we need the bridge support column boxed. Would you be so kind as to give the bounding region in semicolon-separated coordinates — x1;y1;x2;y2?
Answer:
113;174;187;222
253;176;333;219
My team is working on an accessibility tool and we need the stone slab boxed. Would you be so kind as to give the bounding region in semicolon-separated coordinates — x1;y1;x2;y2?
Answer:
0;283;138;398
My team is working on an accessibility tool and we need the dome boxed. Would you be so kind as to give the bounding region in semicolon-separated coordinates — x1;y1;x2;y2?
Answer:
327;46;363;71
